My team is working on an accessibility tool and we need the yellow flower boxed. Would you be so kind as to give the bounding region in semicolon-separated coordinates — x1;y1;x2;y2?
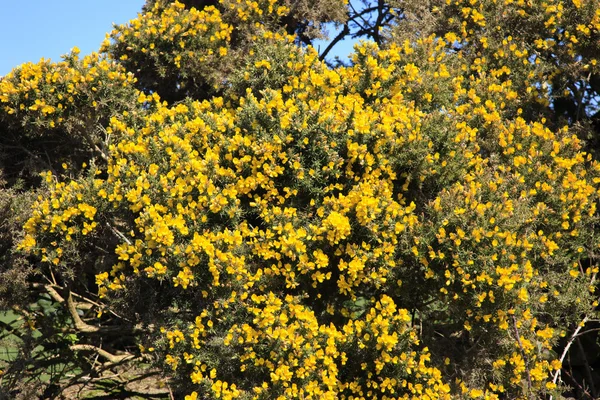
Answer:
184;392;198;400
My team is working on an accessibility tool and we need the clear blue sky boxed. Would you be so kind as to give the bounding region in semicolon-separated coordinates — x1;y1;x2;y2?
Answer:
0;1;145;76
0;1;356;77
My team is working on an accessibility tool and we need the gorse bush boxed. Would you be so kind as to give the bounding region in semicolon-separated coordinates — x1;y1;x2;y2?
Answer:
0;49;142;187
2;0;600;399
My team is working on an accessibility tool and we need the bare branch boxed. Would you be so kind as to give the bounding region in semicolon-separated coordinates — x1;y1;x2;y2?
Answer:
31;283;93;311
67;290;100;333
320;25;350;61
70;344;133;364
106;222;133;246
72;118;109;162
550;315;589;400
549;271;599;399
43;284;64;303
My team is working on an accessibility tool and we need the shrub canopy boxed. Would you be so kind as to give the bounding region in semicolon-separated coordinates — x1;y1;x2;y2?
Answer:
2;0;600;399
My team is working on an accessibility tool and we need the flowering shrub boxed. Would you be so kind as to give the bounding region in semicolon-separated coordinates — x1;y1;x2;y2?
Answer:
0;49;142;185
4;0;600;399
101;1;234;102
390;0;600;133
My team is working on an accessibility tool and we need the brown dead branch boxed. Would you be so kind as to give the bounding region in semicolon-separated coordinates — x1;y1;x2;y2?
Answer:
69;344;134;364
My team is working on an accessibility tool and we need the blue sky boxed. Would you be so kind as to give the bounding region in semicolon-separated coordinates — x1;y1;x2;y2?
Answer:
0;1;145;76
0;1;356;77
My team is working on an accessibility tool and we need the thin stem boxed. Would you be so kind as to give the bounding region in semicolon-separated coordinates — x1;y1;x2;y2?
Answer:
106;221;133;245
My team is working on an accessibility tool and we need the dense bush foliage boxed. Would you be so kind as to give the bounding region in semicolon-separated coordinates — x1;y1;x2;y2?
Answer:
2;0;600;399
0;50;141;186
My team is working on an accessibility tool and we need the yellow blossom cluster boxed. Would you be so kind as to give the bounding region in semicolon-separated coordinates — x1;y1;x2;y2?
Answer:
103;1;233;67
0;48;147;185
430;0;600;118
0;49;138;131
101;0;332;103
219;0;289;24
102;1;234;102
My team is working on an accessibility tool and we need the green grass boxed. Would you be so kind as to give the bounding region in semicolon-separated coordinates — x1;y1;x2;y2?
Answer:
0;310;23;363
0;309;77;383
